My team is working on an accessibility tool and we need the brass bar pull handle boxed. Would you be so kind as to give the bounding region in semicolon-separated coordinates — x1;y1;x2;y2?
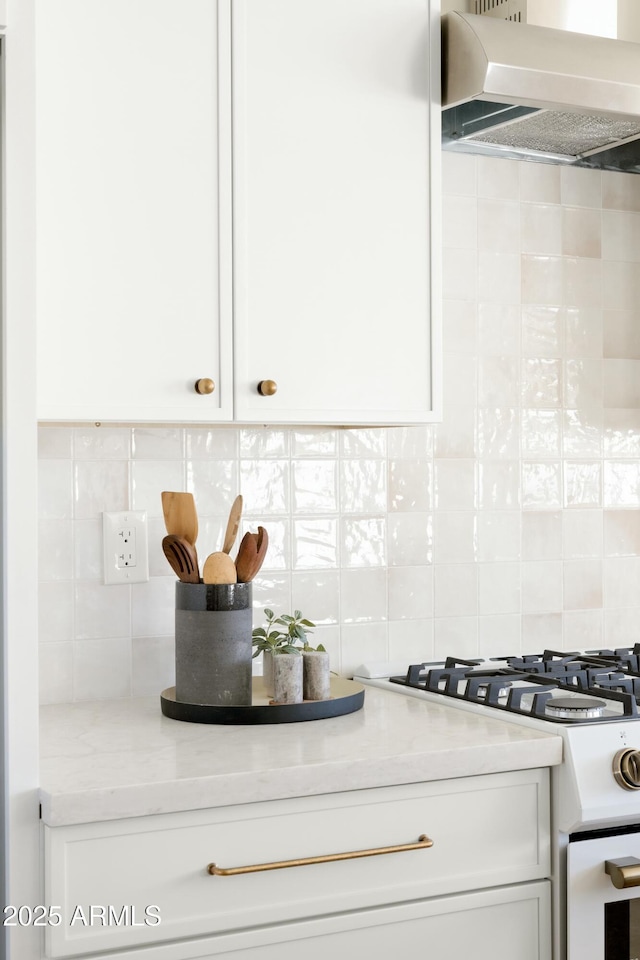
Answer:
605;857;640;889
208;833;433;877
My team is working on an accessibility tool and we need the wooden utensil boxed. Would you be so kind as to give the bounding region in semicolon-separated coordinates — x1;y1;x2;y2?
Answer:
202;551;238;584
252;526;269;580
161;491;198;546
235;526;269;582
234;531;258;583
222;495;243;555
162;535;200;583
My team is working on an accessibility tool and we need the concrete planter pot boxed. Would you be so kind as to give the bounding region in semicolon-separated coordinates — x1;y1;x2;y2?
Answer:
175;581;252;706
272;652;303;704
302;650;331;701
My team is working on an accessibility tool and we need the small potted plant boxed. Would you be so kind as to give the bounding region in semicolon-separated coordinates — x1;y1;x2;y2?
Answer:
252;609;316;703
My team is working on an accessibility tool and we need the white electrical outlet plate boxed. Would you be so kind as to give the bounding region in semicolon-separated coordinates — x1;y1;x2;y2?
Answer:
103;510;149;585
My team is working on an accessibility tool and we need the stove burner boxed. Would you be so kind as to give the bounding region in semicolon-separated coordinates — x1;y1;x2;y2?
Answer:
542;696;606;720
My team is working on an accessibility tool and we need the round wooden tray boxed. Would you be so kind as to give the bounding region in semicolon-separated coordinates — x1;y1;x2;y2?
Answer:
160;676;365;725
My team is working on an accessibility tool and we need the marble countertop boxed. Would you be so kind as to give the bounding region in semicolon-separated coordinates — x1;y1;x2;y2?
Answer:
39;684;562;827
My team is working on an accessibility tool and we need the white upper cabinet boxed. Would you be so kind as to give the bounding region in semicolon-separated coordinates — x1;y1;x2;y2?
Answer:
232;0;440;424
35;0;440;424
35;0;233;422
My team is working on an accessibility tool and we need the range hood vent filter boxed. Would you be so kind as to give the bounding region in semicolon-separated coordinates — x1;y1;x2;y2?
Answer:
472;111;640;158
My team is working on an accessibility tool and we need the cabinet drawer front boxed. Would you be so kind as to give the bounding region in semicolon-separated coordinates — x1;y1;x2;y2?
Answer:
44;770;550;956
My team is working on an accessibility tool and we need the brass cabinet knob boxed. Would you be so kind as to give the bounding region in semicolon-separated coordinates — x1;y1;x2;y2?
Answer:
257;380;278;396
194;378;215;395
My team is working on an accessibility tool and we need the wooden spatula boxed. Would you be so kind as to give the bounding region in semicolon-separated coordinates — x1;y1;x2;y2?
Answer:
161;491;198;546
162;535;200;583
222;495;243;555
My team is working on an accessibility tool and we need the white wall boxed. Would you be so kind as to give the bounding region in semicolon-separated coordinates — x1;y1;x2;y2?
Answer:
37;155;640;702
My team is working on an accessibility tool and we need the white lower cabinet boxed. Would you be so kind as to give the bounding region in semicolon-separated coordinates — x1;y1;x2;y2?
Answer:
43;769;551;959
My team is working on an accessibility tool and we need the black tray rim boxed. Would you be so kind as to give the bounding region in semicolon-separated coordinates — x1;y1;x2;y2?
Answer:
160;677;365;725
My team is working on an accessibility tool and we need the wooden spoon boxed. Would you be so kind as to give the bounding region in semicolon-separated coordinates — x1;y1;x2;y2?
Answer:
162;535;200;583
236;527;269;582
235;531;258;583
222;495;243;555
202;551;238;584
161;491;198;546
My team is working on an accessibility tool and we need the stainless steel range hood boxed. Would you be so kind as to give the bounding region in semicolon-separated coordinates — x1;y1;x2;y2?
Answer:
442;9;640;171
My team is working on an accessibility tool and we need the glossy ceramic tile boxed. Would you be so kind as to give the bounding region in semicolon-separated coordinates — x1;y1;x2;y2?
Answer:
562;207;601;259
478;562;520;615
521;255;563;305
520;203;562;256
563;559;603;610
433;512;477;563
74;427;131;460
293;460;337;513
602;211;640;263
340;460;386;514
131;427;183;460
185;427;239;459
434;459;476;511
520;410;561;457
563;510;603;559
39;582;73;644
563;610;603;648
39;460;73;520
36;161;640;703
477;199;519;253
443;194;477;250
604;557;640;608
564;307;602;359
521;560;563;613
602;170;640;212
477;157;519;200
563;461;602;508
521;305;563;358
443;300;477;357
477;512;521;561
603;310;640;360
603;461;640;507
563;409;603;457
73;461;128;520
477;303;521;357
521;462;562;510
387;460;432;512
477;409;519;460
522;511;562;561
291;571;340;624
340;568;388;623
388;566;433;621
478;461;521;511
434;564;478;618
520;162;560;204
521;360;562;408
561;166;601;208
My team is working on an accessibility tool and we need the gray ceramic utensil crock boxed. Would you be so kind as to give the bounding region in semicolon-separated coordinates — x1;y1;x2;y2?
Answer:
175;581;252;706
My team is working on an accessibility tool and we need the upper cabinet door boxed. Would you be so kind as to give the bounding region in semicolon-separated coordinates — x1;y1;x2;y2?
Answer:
35;0;233;422
232;0;441;424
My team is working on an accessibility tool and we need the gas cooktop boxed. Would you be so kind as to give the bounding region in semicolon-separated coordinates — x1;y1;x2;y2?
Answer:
389;647;640;725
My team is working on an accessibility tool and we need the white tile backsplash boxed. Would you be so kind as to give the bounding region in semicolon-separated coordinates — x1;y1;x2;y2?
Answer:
37;156;640;702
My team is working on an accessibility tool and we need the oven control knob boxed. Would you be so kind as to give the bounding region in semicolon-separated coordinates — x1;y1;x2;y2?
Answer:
613;748;640;790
